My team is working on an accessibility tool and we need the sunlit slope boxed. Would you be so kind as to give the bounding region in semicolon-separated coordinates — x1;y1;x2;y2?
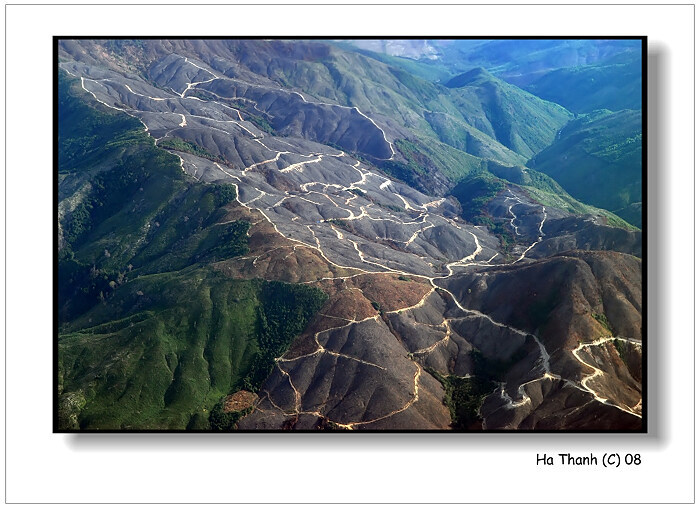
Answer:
59;269;327;430
444;67;573;159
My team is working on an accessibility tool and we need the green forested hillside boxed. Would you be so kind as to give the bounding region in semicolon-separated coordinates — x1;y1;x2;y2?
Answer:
58;71;327;430
59;270;326;430
444;67;573;158
342;39;638;88
527;109;642;226
526;52;642;113
450;165;634;236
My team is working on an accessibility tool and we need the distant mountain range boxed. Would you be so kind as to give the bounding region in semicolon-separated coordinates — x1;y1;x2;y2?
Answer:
526;51;642;113
343;38;640;87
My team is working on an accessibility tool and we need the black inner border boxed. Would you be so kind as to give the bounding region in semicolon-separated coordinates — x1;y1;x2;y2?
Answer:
53;35;648;434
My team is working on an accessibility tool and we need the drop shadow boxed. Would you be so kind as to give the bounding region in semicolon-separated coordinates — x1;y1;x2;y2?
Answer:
65;44;666;453
645;43;668;444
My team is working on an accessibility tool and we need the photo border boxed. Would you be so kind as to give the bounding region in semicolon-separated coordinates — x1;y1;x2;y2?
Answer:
53;35;648;434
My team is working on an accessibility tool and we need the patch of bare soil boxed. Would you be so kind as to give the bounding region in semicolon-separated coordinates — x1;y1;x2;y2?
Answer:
223;390;258;413
213;206;359;283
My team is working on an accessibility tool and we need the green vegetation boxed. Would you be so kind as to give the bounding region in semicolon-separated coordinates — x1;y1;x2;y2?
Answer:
326;218;351;232
519;168;602;217
59;269;262;429
393;137;483;185
527;109;642;227
375;202;404;213
613;338;625;360
423;112;527;166
59;270;327;430
61;145;184;258
208;401;253;431
58;70;151;175
478;164;639;231
245;113;275;135
445;67;573;159
63;202;92;247
394;139;430;176
523;183;636;231
58;259;131;324
613;202;642;228
450;156;636;232
378;159;425;191
450;172;506;222
59;178;249;321
613;338;639;368
313;415;349;431
526;52;642;113
158;137;227;165
190;220;250;264
242;282;328;391
429;368;494;429
348;188;366;197
439;40;639;85
58;75;327;430
488;221;516;254
593;312;613;335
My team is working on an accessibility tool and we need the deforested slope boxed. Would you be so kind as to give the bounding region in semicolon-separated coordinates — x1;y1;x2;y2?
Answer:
57;73;328;430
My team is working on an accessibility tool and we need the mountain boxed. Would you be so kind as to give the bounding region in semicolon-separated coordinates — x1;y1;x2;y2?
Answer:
526;52;642;113
63;39;572;180
444;67;573;158
527;109;642;227
442;39;640;87
343;39;640;87
441;250;642;429
57;38;643;431
58;73;329;429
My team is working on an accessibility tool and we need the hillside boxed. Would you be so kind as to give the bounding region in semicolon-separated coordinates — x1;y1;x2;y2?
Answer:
344;39;639;87
58;39;572;183
444;67;573;159
527;109;642;227
441;250;642;429
526;52;642;113
58;73;327;429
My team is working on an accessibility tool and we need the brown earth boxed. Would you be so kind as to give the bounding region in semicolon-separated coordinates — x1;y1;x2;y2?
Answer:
213;205;360;283
223;390;259;413
283;274;432;361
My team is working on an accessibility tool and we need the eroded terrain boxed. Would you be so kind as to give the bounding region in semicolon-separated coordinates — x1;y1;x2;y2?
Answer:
58;40;643;430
